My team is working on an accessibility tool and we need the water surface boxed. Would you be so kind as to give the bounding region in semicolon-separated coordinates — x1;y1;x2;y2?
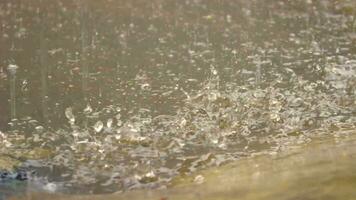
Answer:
0;0;355;197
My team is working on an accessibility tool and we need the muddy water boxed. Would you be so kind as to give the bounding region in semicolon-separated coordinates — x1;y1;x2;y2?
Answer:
0;0;355;198
11;130;356;200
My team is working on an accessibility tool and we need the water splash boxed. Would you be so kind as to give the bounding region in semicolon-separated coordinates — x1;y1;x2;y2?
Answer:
93;120;103;133
65;107;75;125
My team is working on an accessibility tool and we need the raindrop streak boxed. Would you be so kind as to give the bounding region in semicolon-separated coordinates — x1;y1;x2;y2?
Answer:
254;56;261;88
79;0;91;103
39;7;49;124
7;64;18;120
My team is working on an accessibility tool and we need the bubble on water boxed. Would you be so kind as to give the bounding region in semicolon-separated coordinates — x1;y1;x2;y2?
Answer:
35;125;44;133
194;175;205;184
28;119;38;125
43;182;58;193
114;134;121;140
290;97;303;107
270;113;280;122
136;171;157;184
140;83;151;91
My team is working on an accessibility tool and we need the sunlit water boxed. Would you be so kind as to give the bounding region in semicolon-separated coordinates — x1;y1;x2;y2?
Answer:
0;0;355;198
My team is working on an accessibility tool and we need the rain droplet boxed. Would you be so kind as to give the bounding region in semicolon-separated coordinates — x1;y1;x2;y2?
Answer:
116;106;121;113
210;65;218;75
107;118;113;128
65;107;75;124
35;125;44;133
114;134;121;140
94;120;104;133
83;104;93;115
116;120;123;127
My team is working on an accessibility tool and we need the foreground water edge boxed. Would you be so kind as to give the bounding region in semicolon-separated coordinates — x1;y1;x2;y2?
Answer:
10;129;356;200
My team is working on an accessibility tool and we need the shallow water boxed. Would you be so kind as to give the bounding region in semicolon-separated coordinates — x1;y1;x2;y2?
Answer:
11;129;356;200
0;0;355;197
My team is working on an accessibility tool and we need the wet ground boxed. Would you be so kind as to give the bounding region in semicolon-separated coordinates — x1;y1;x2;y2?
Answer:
0;0;356;198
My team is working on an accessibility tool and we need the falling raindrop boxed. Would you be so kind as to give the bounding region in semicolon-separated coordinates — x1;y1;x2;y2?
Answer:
83;104;93;115
65;107;75;125
116;120;123;127
116;106;121;113
210;65;218;75
35;125;44;133
94;120;104;133
107;118;113;128
115;113;122;127
8;64;19;120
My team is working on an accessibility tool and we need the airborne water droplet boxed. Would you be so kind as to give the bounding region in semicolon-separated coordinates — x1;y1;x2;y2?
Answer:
94;120;104;133
107;118;113;128
116;119;122;127
35;125;44;133
65;107;75;124
210;65;218;75
116;106;121;113
83;104;93;115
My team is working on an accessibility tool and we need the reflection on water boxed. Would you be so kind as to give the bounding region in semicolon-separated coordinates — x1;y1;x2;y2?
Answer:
0;0;355;196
